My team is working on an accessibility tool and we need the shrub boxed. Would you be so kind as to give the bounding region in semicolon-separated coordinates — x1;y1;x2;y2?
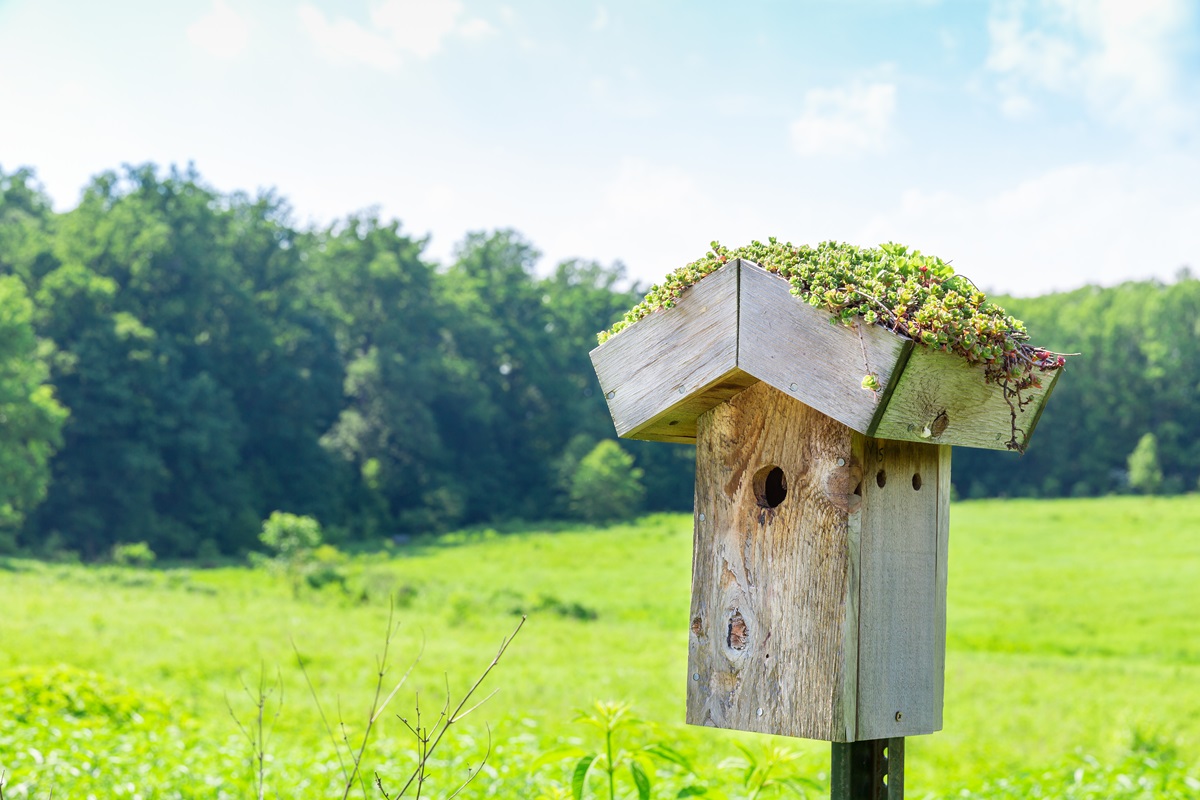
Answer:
569;440;644;523
111;541;156;567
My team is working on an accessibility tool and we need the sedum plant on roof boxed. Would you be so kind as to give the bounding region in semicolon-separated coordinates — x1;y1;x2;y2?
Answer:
599;238;1069;452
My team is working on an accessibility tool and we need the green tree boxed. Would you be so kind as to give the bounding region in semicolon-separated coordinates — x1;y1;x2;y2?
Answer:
304;213;465;536
1128;432;1163;494
259;511;324;597
570;440;644;523
0;274;67;550
15;165;341;557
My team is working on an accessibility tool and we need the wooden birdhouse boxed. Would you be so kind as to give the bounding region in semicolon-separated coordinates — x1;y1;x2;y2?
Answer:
589;257;1059;744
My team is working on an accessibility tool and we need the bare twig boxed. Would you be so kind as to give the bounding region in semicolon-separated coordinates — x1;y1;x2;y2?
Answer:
293;638;351;786
226;664;283;800
385;616;526;798
340;600;424;800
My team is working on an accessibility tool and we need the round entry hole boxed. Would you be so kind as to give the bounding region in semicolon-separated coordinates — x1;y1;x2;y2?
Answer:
912;472;923;491
753;465;788;508
876;469;887;488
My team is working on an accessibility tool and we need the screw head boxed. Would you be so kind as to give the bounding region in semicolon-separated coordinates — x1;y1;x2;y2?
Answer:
788;382;798;391
837;458;846;467
678;386;686;394
757;708;764;717
605;390;615;400
698;512;706;522
692;673;700;681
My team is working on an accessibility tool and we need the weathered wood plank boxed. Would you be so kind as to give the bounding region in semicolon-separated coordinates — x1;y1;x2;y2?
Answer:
932;444;951;732
738;260;913;434
687;381;859;741
870;347;1060;451
627;369;758;442
590;262;739;440
853;436;946;739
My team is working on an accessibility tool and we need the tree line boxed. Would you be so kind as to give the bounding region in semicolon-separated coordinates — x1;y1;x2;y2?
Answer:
0;163;1196;558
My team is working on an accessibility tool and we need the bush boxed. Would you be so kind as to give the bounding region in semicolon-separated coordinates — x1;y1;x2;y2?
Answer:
569;440;645;523
111;541;156;567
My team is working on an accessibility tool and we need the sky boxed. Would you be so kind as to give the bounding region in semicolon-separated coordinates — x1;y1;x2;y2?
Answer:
0;0;1197;296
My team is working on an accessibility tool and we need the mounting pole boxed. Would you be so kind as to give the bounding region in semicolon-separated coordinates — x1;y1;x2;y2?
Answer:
831;738;903;800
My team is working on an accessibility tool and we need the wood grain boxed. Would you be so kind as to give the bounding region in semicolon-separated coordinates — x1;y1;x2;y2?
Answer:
738;260;912;434
686;382;949;742
852;436;947;739
687;381;859;741
589;262;740;440
870;347;1060;451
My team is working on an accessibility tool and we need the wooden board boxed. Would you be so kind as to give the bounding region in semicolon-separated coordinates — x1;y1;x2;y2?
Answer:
738;260;912;434
852;437;947;739
590;263;740;440
870;347;1061;451
687;380;858;740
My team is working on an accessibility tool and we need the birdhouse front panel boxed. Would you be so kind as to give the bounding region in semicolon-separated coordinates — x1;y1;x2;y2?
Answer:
685;380;949;742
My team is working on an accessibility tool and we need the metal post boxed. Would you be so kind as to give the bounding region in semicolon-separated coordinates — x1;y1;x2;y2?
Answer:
830;738;903;800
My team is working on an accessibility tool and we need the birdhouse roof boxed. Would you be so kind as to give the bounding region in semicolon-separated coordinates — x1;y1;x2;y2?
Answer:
589;258;1060;451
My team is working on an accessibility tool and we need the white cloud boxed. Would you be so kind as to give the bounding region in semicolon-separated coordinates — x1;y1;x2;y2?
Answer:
592;6;609;32
459;17;495;40
789;82;896;157
299;0;492;69
856;157;1200;295
987;0;1195;134
538;158;760;284
299;4;400;70
187;0;249;60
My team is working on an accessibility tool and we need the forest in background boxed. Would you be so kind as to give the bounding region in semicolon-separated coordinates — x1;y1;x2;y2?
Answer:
0;163;1197;558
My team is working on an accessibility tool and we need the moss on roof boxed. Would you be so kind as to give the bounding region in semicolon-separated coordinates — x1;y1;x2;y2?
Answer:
600;239;1068;451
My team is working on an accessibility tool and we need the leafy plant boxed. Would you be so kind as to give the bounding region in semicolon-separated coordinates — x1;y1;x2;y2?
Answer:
535;701;706;800
600;239;1071;452
718;742;822;799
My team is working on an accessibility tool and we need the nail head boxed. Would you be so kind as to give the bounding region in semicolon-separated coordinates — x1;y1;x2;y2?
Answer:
692;673;699;681
837;458;846;467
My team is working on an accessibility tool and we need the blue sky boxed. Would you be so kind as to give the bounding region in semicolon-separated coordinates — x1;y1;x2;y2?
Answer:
1;0;1197;295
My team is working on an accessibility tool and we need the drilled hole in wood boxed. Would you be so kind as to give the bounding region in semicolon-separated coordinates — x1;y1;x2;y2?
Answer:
668;420;679;426
912;472;923;490
753;465;787;508
876;469;887;488
727;611;748;651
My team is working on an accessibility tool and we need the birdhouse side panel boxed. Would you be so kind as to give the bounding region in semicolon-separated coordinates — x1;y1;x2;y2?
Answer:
853;437;949;739
686;381;861;741
871;347;1061;451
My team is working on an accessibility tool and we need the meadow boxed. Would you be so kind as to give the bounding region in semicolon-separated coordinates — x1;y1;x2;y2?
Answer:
1;496;1199;798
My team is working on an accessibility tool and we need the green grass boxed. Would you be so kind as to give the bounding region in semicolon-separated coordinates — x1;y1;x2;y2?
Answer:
1;497;1199;797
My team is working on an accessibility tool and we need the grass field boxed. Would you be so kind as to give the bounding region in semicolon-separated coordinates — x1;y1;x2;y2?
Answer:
2;495;1199;798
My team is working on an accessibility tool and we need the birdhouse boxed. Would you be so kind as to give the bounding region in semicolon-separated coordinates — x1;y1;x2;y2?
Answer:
589;257;1059;743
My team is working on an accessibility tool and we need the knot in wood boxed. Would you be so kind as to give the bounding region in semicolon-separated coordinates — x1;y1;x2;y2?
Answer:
727;611;749;651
